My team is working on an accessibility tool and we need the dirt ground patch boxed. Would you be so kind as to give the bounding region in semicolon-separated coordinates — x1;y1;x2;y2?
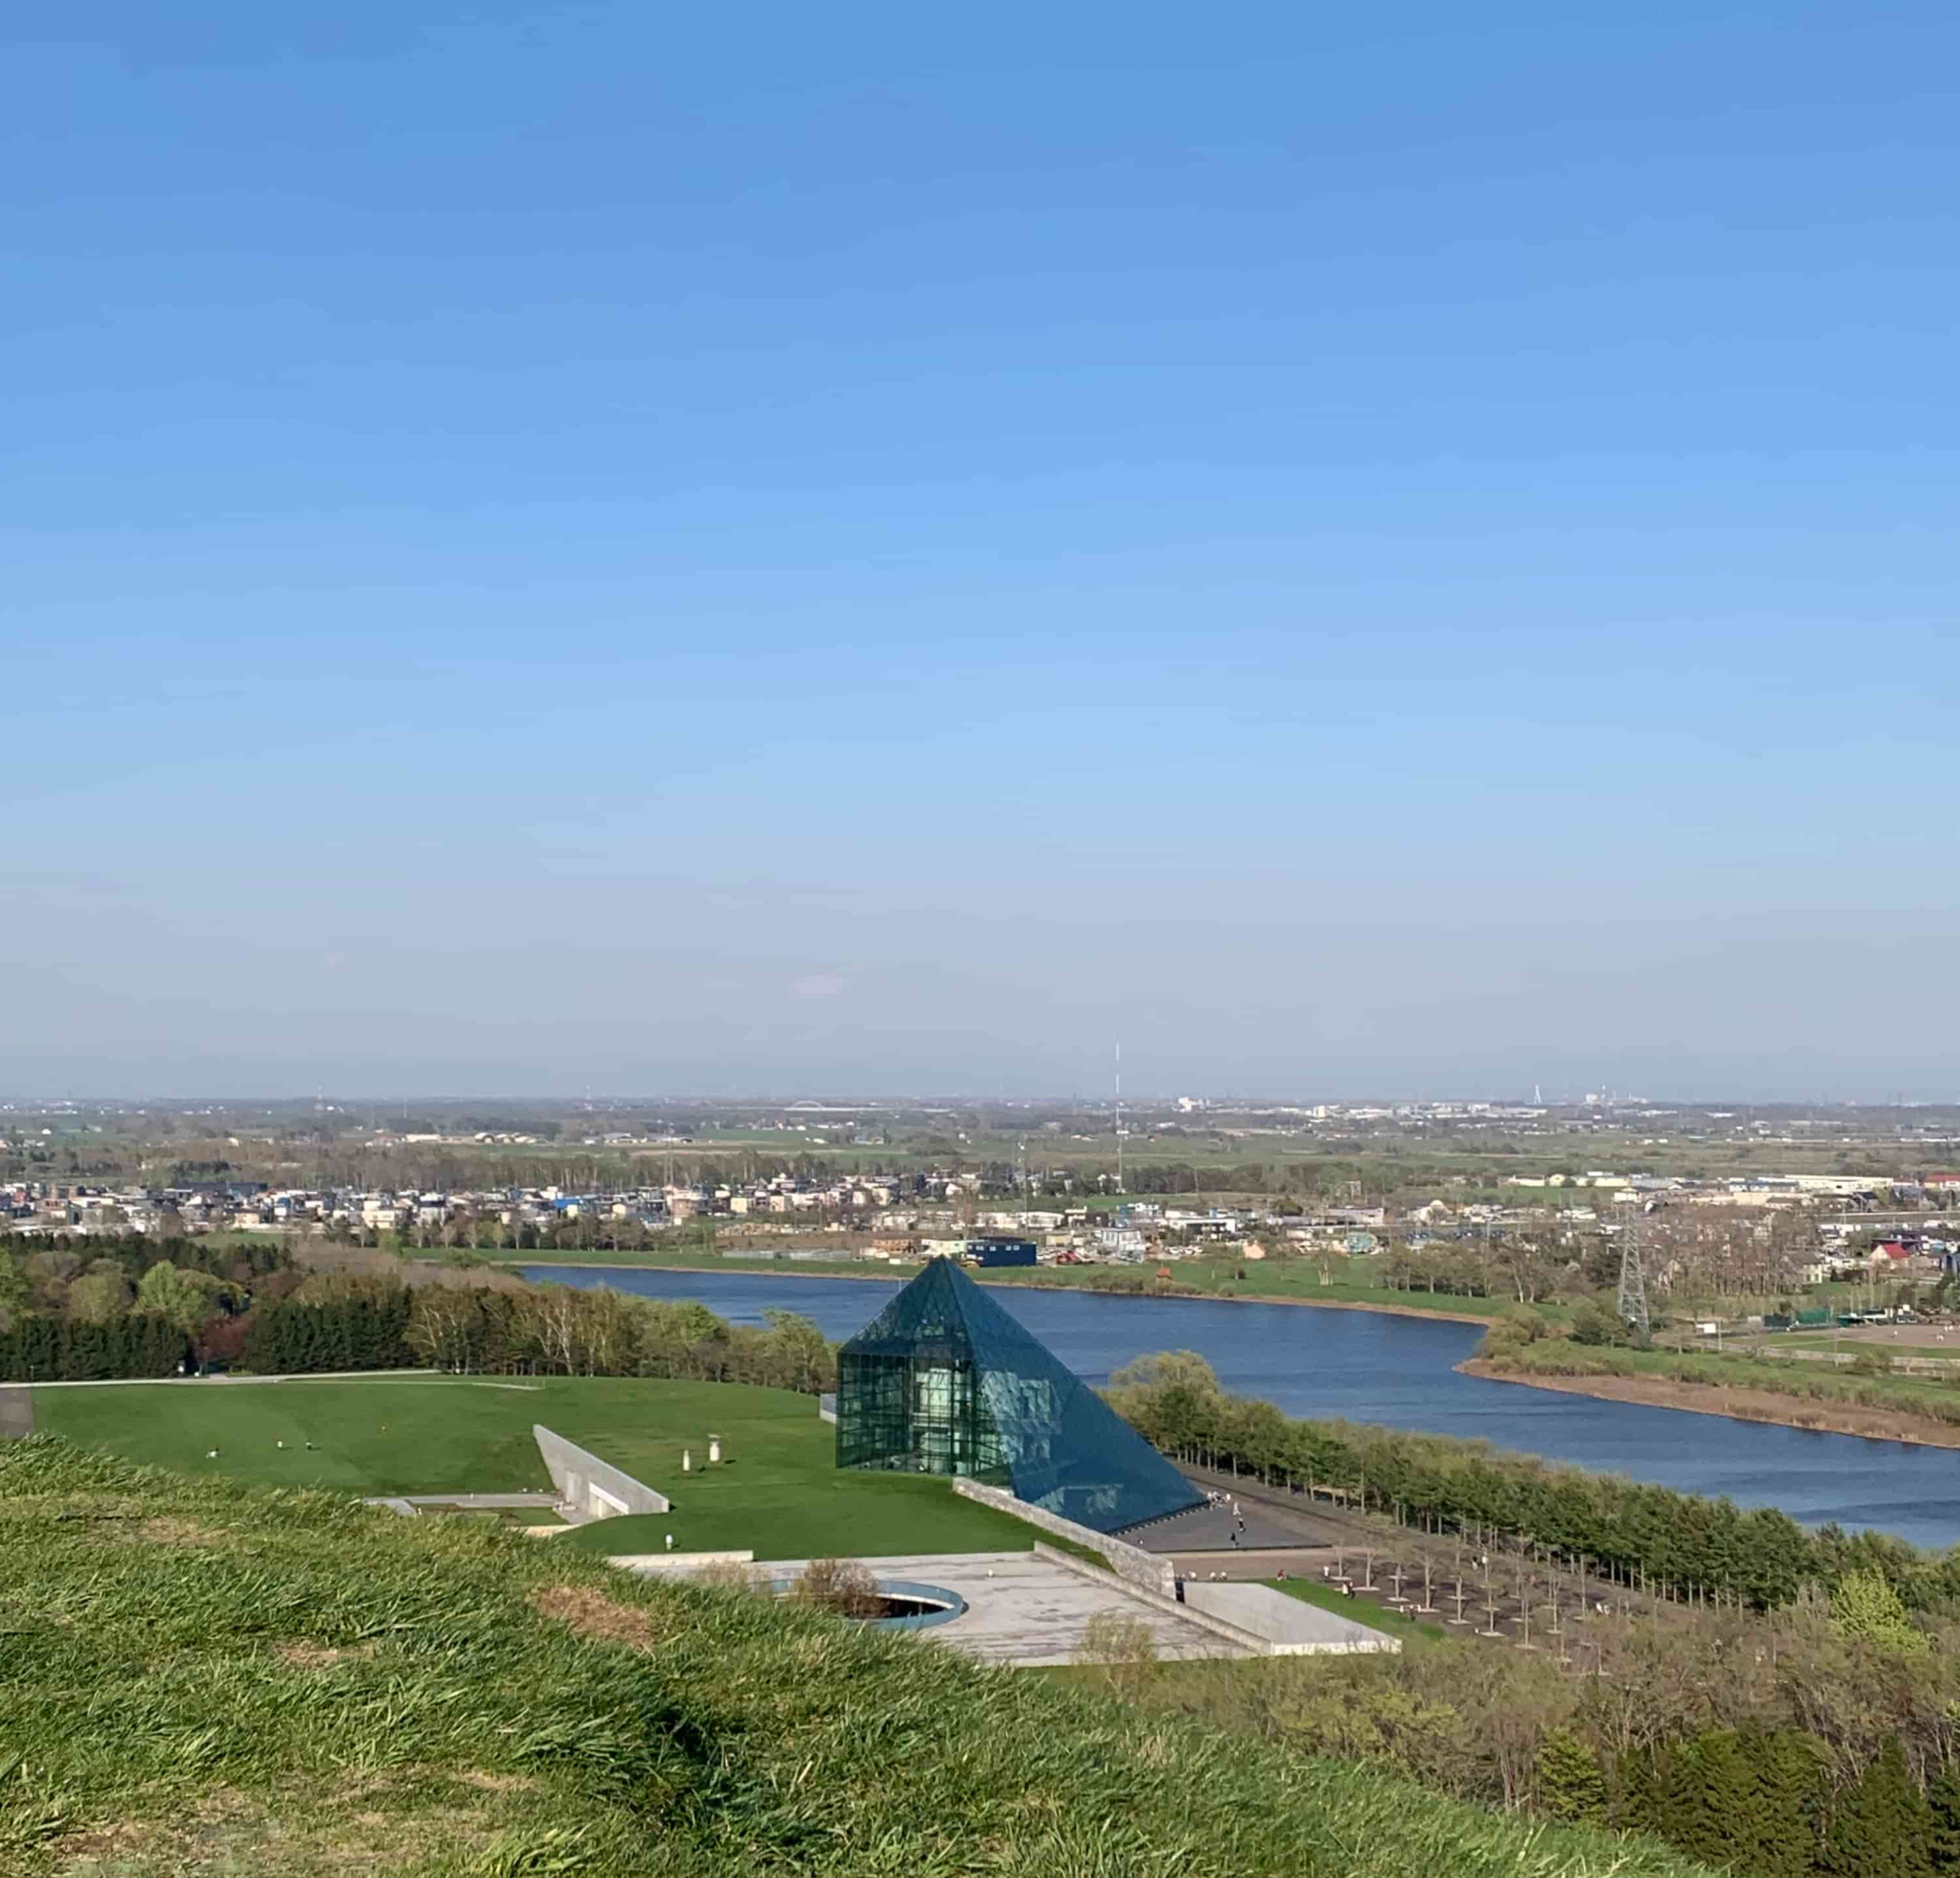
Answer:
276;1640;376;1670
52;1786;486;1877
1463;1360;1960;1449
129;1517;231;1547
527;1582;665;1650
454;1770;539;1794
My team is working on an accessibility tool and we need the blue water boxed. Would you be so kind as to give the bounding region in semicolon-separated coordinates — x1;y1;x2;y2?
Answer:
524;1266;1960;1550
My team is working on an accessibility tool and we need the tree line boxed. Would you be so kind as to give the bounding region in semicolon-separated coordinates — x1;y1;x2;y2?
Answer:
243;1273;837;1392
0;1232;297;1380
1105;1352;1956;1610
0;1311;188;1381
0;1234;836;1395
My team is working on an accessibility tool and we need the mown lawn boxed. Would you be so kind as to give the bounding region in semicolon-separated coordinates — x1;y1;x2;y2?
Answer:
31;1375;1046;1560
1265;1575;1450;1643
0;1436;1719;1877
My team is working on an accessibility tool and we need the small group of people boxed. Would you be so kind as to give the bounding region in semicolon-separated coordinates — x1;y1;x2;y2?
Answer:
1208;1490;1248;1548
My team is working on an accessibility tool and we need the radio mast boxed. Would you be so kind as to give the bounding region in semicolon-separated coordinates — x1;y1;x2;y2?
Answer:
1114;1042;1124;1194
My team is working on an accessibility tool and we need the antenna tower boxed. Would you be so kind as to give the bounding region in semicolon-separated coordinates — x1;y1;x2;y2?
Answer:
1114;1042;1124;1194
1616;1204;1650;1338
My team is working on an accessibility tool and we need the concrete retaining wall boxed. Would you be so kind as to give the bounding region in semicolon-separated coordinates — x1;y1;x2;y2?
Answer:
954;1478;1177;1598
533;1425;671;1520
1031;1544;1270;1652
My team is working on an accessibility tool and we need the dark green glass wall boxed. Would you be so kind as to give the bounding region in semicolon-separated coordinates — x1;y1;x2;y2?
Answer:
833;1258;1203;1534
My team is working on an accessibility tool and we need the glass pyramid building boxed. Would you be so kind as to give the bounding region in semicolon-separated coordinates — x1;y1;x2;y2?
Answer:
835;1256;1203;1534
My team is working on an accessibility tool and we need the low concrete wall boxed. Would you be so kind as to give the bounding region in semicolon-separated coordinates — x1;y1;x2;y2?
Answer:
954;1478;1177;1599
533;1425;671;1520
818;1392;837;1424
1031;1544;1269;1653
608;1549;756;1573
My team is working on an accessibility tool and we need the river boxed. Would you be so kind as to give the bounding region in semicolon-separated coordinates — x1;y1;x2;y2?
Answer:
525;1265;1960;1549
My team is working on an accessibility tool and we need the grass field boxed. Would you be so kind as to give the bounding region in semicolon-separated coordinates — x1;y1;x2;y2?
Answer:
0;1435;1718;1877
31;1376;1050;1561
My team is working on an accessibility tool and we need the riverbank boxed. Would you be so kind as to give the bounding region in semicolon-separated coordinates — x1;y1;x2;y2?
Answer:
506;1257;1497;1326
1460;1357;1960;1451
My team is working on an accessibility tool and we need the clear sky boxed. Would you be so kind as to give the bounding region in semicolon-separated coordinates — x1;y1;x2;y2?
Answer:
7;4;1959;1101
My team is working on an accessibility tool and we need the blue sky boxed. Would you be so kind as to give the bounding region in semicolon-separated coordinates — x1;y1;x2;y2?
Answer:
6;4;1959;1099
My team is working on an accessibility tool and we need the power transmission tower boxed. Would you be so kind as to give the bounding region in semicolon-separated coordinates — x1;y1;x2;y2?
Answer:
1617;1205;1650;1337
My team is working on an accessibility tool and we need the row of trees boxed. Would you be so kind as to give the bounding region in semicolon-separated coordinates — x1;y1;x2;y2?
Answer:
0;1311;187;1381
0;1232;294;1324
0;1232;303;1378
1105;1352;1956;1609
237;1273;837;1394
0;1235;837;1394
1605;1730;1953;1875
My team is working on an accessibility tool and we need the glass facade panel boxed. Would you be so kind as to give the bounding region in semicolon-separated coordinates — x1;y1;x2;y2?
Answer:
835;1258;1201;1534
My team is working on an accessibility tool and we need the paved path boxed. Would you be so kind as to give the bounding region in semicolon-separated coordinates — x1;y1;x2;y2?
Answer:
22;1369;446;1390
0;1387;32;1439
1167;1545;1337;1581
1131;1496;1322;1554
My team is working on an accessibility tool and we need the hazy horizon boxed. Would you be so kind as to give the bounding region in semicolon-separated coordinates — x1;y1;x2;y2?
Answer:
8;6;1959;1101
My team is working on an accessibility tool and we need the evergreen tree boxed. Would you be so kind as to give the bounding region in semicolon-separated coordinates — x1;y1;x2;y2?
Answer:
1928;1765;1960;1873
1612;1745;1669;1840
1744;1728;1825;1878
1537;1727;1607;1825
1822;1737;1933;1878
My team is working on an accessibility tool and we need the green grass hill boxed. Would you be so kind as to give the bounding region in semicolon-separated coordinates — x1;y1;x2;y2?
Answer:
0;1436;1713;1877
31;1376;1042;1560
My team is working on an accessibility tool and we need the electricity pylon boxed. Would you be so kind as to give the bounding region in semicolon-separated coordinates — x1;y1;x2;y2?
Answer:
1617;1205;1650;1337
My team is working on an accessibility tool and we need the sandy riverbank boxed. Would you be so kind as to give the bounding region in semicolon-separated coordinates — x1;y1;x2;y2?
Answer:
1460;1358;1960;1451
503;1259;1496;1326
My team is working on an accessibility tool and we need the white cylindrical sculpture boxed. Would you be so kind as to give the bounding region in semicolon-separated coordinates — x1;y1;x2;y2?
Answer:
682;1449;692;1472
708;1436;722;1465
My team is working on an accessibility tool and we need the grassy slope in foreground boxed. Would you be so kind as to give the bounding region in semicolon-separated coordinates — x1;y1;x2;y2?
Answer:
30;1376;1043;1561
0;1437;1713;1878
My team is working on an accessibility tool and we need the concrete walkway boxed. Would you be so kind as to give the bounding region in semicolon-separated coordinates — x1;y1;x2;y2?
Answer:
1130;1497;1316;1554
0;1387;32;1439
24;1369;448;1390
365;1491;571;1520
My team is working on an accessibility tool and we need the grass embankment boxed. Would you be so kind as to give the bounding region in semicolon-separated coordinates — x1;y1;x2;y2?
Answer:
505;1245;1519;1322
31;1376;1044;1561
0;1436;1717;1877
1469;1337;1960;1445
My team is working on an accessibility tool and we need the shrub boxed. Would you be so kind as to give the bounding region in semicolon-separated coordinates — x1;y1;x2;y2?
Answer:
792;1557;882;1619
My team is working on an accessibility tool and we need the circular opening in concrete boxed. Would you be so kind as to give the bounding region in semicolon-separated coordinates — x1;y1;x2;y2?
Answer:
865;1581;968;1630
769;1577;969;1630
